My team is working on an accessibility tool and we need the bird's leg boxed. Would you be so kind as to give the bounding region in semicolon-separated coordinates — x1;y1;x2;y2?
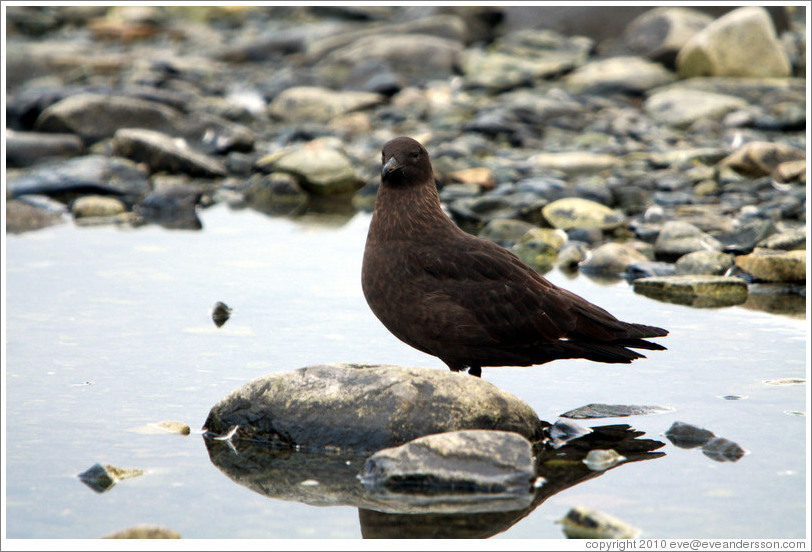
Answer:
467;366;482;377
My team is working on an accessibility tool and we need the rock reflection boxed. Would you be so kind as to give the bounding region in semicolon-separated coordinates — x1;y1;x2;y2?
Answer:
203;423;664;538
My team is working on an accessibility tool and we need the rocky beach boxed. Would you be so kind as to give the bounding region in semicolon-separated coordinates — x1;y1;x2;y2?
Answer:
6;5;807;311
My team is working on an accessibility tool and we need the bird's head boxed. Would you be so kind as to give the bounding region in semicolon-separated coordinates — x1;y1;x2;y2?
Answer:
381;136;434;187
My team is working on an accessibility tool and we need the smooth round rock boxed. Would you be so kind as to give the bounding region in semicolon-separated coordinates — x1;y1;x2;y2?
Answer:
71;195;127;218
202;363;544;453
542;197;625;231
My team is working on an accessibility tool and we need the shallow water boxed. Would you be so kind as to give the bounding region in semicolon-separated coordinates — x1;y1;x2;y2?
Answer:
4;204;808;539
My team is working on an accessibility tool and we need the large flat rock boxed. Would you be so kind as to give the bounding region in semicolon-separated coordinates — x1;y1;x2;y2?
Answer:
203;363;544;453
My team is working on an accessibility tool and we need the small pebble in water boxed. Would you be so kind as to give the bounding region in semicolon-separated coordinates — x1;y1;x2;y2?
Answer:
720;394;747;400
211;301;232;327
583;449;626;471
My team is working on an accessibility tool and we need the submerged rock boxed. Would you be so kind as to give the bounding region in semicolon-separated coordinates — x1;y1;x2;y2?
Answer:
202;363;544;453
582;449;626;471
360;430;534;492
701;437;747;462
560;404;673;419
664;421;715;448
102;526;181;539
559;505;640;539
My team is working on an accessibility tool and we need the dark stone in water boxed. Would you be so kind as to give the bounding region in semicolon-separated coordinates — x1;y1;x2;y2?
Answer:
560;403;673;419
664;421;715;448
701;437;746;462
212;302;232;328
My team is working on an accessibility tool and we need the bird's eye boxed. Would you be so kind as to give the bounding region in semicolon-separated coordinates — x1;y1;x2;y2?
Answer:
410;151;419;159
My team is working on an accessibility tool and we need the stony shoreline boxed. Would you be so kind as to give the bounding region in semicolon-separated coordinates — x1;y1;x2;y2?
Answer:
5;6;807;312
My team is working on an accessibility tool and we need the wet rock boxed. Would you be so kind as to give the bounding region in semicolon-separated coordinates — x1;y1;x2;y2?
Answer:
644;87;748;128
184;112;256;155
742;283;806;317
134;181;204;230
202;363;544;453
6;129;84;167
623;7;713;68
560;506;640;539
268;86;384;124
542;198;625;231
258;144;364;197
7;155;151;204
718;141;806;179
565;56;676;95
71;195;127;219
579;242;650;276
34;93;183;144
449;193;547;228
676;7;791;78
360;430;534;492
701;437;747;462
129;420;191;435
675;250;735;276
561;404;673;419
244;172;308;215
103;526;181;539
583;449;626;472
653;220;723;261
77;463;145;493
664;421;715;448
734;248;805;283
5;198;66;234
478;219;538;248
763;378;805;386
211;301;232;328
633;275;748;308
111;128;226;178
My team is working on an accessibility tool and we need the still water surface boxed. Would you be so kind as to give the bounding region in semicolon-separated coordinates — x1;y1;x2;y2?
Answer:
4;204;808;539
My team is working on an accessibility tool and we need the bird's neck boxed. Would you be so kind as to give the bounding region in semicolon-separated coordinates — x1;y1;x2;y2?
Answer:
369;180;459;243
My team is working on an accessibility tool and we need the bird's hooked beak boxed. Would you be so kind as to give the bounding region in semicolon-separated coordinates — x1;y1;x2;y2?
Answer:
382;155;401;178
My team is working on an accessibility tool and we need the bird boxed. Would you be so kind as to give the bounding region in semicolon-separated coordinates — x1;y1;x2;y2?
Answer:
361;136;668;377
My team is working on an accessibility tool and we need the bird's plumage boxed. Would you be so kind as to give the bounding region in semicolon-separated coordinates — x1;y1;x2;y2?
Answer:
362;136;667;376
